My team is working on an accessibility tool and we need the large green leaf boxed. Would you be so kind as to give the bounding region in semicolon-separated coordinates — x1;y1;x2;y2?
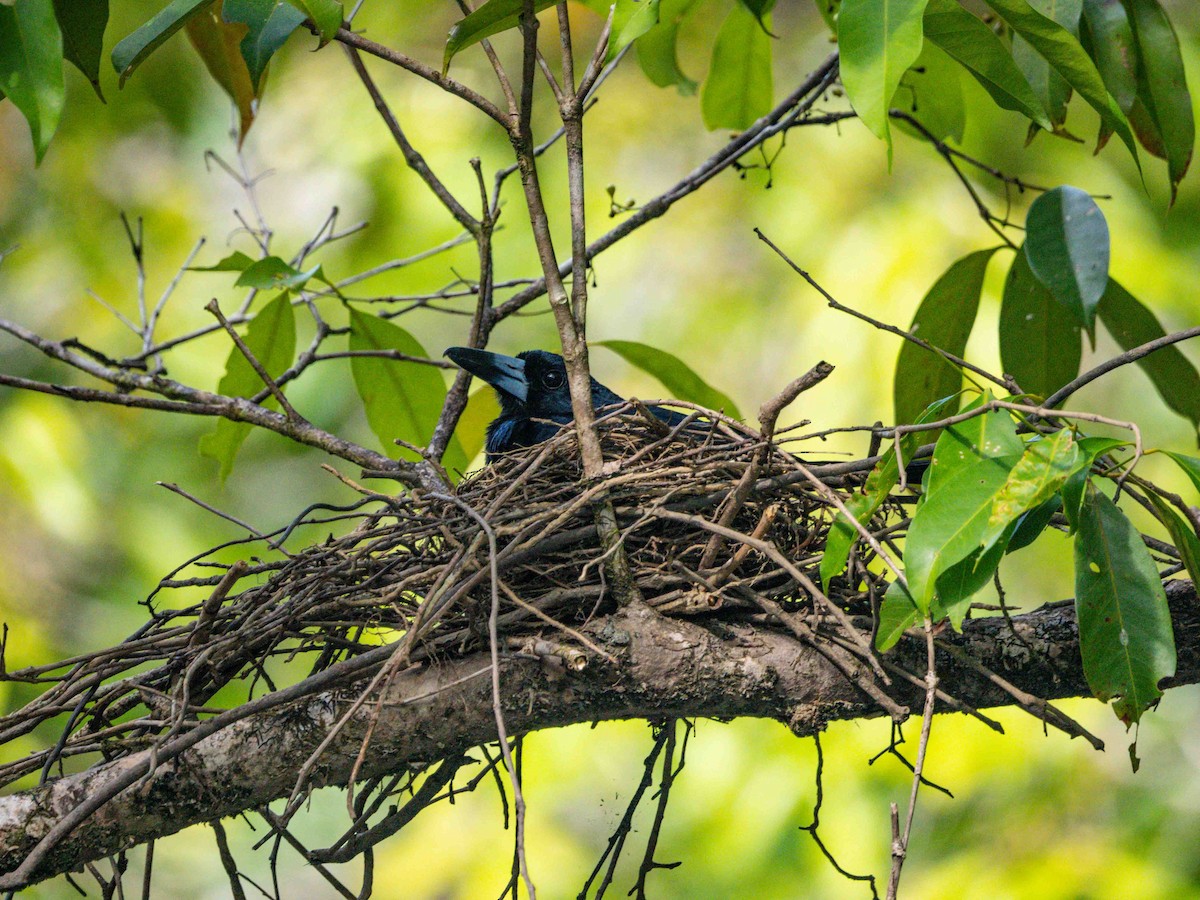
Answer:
348;309;456;466
607;0;661;63
700;2;772;131
838;0;929;155
636;0;699;94
222;0;305;91
284;0;341;45
187;0;258;142
1097;280;1200;438
1011;0;1081;133
923;0;1051;129
444;0;558;70
985;0;1139;163
924;393;1024;498
894;248;998;427
0;0;65;163
1081;0;1137;114
594;340;742;419
1024;186;1109;332
904;450;1020;613
1125;0;1193;202
999;246;1082;399
1074;483;1175;725
112;0;214;86
199;292;297;481
894;41;965;143
981;427;1084;549
51;0;108;99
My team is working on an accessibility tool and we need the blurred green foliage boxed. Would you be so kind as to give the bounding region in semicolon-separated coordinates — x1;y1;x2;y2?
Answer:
3;1;1200;897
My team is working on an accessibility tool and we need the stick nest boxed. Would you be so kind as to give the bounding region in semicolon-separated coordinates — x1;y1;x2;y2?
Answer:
0;407;890;788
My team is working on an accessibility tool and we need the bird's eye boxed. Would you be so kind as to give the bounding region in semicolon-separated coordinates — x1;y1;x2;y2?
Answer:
542;370;564;389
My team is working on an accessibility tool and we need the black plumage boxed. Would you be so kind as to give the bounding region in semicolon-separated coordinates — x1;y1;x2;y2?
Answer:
444;348;688;461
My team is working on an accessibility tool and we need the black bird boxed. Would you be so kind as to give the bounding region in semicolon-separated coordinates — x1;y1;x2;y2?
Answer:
445;347;688;461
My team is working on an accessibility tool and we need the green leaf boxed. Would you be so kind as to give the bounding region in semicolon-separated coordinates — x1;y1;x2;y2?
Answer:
1097;280;1200;438
735;0;774;34
608;0;661;63
838;0;929;156
894;41;965;143
199;292;296;481
1125;0;1194;202
985;0;1139;163
1081;0;1137;113
1161;451;1200;499
1074;483;1175;724
444;0;558;71
51;0;108;100
925;393;1024;498
894;248;998;427
700;2;772;131
1011;0;1081;132
284;0;341;45
923;0;1051;129
191;250;257;272
235;256;322;290
1024;186;1109;333
222;0;305;91
1061;435;1126;530
636;0;698;94
999;245;1082;399
348;309;450;462
1005;494;1062;553
1145;492;1200;589
111;0;213;86
0;0;65;164
456;387;500;468
187;0;258;143
981;427;1084;550
876;579;920;652
905;450;1020;612
820;492;877;591
594;340;742;419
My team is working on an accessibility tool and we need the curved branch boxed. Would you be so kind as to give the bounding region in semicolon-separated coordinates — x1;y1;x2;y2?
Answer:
1;580;1195;888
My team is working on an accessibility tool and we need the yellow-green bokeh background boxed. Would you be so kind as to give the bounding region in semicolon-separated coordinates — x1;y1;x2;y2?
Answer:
2;2;1199;897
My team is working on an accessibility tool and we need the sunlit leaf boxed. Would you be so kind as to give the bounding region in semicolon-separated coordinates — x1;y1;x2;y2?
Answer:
894;248;999;427
1125;0;1193;202
820;492;876;591
1024;186;1109;334
284;0;341;45
608;0;661;63
876;579;920;652
444;0;557;71
999;245;1082;399
923;0;1051;130
986;0;1139;163
925;393;1023;498
1074;483;1175;725
199;292;297;481
51;0;108;100
235;256;322;290
348;309;449;462
1097;280;1200;439
700;2;772;131
222;0;305;91
981;427;1084;550
595;340;742;419
0;0;65;163
838;0;929;157
894;41;965;143
186;0;257;142
636;0;700;95
111;0;213;86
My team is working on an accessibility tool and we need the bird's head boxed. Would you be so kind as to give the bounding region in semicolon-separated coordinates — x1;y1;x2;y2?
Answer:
445;347;575;423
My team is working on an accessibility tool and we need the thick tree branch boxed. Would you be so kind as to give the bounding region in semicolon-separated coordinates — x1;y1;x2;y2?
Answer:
1;580;1195;887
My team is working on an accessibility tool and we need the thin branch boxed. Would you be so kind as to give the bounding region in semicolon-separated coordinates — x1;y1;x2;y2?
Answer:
1044;324;1200;409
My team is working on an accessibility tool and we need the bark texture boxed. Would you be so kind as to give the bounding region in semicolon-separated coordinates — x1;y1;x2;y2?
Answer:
1;579;1196;885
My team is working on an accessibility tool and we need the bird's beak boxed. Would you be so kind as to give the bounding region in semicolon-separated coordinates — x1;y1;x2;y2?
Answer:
444;347;528;402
